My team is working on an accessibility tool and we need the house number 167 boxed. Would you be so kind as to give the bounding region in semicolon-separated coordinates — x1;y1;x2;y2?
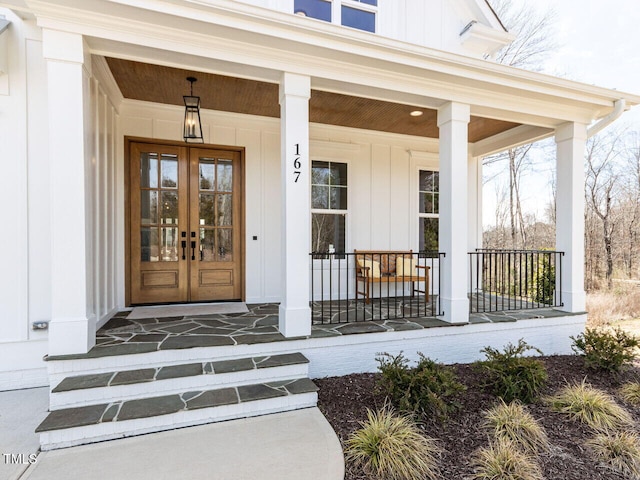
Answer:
293;143;301;183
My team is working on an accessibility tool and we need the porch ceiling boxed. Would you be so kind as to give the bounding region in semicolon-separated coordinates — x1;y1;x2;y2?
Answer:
106;58;520;142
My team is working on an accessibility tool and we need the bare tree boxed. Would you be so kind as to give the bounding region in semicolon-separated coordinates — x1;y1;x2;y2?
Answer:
488;0;557;70
483;1;558;250
585;132;623;289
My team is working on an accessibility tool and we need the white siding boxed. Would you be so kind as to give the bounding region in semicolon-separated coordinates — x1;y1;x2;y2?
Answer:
119;102;440;304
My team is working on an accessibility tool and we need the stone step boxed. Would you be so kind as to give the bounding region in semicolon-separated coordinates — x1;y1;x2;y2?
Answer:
50;353;310;409
37;378;318;451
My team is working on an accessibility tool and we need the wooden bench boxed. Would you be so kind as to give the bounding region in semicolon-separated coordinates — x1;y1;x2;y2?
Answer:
354;250;430;304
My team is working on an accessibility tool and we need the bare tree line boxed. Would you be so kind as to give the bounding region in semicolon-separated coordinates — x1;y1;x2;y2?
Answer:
484;0;640;291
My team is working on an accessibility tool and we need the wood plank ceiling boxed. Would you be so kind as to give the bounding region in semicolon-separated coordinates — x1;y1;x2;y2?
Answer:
106;58;519;142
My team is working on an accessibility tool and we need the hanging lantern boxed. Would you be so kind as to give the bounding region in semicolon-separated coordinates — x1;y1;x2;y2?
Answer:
183;76;203;143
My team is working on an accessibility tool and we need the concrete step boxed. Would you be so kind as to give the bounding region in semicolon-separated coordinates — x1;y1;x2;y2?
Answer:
50;353;310;409
37;378;318;451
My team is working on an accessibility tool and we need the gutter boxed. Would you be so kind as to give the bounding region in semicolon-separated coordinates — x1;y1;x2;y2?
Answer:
587;99;626;138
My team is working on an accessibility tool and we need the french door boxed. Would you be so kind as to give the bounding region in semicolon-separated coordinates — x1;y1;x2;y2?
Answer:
129;141;243;305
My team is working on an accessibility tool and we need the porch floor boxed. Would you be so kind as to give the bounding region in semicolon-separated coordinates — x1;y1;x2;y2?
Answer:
47;302;574;361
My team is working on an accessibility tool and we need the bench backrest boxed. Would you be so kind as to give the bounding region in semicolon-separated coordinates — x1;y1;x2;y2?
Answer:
354;250;415;276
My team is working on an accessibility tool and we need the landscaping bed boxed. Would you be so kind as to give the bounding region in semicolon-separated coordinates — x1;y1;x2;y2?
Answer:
316;354;640;480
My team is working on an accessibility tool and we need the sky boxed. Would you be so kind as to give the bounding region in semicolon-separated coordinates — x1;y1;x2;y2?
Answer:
482;0;640;228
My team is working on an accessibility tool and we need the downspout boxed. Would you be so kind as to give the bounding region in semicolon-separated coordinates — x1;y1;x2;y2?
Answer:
587;99;626;138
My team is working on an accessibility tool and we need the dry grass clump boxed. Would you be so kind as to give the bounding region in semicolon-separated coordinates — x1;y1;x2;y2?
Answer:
547;380;633;432
586;431;640;478
620;382;640;406
586;284;640;327
472;439;544;480
345;406;441;480
482;400;549;455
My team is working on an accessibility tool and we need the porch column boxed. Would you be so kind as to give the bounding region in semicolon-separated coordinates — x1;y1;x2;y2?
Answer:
278;72;312;337
437;102;471;323
555;122;587;313
43;29;95;355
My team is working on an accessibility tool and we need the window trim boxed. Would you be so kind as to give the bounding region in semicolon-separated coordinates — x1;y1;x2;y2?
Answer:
294;0;378;33
311;157;351;256
410;151;439;252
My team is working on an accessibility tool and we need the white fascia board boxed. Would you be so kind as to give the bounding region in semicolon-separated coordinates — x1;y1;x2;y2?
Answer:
27;0;640;125
460;22;515;57
461;0;507;32
471;125;554;157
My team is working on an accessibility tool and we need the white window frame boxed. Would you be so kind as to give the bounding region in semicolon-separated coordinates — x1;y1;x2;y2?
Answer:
311;158;350;255
294;0;378;32
418;168;439;252
409;151;439;252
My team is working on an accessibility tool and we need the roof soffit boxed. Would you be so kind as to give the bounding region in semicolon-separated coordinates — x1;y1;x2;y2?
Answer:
27;0;640;126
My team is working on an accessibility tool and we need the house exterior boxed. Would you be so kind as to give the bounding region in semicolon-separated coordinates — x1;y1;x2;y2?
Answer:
1;0;639;449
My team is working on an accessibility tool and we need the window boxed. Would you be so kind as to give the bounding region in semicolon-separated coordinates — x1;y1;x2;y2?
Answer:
311;161;347;253
294;0;377;33
294;0;331;22
419;170;439;252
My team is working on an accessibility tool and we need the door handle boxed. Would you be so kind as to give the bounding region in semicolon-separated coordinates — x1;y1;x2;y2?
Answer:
191;241;196;261
181;232;187;260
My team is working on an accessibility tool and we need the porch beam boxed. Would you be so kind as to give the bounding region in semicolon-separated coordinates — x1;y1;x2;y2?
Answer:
438;102;471;323
555;122;587;313
278;72;312;337
43;29;96;355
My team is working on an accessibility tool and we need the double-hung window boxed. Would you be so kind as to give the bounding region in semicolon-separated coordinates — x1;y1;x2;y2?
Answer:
311;161;347;253
294;0;377;33
418;170;439;252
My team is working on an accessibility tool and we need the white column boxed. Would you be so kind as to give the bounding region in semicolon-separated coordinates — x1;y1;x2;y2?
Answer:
438;102;471;323
555;122;587;313
278;72;311;337
43;29;95;355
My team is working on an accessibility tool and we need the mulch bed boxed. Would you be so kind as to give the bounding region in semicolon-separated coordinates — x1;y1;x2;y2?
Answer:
316;355;640;480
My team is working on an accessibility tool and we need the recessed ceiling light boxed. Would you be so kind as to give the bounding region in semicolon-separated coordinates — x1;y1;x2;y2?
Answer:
410;110;423;117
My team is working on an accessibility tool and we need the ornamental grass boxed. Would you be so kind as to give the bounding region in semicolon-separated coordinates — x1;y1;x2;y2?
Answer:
587;431;640;478
472;439;544;480
482;400;549;455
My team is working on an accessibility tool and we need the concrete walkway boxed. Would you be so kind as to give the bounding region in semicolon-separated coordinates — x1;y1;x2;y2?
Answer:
0;387;49;480
18;407;344;480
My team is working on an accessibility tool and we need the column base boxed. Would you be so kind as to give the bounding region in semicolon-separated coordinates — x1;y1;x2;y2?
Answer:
557;290;586;313
48;317;96;356
439;297;469;324
278;305;311;338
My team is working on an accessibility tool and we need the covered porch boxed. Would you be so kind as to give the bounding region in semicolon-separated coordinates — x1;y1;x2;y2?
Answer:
24;0;614;359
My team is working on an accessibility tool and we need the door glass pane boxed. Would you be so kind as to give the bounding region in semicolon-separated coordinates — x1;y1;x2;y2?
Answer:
217;159;233;192
199;193;215;226
140;191;158;225
161;227;179;261
217;229;233;262
161;191;178;225
200;229;215;262
216;194;232;226
199;158;215;190
141;227;159;262
140;153;158;188
161;155;178;188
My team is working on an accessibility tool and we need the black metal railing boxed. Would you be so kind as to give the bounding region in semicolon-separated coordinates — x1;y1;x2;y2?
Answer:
310;251;444;325
468;249;563;313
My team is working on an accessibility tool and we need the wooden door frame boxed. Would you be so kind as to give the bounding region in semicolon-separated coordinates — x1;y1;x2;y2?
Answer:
124;136;246;306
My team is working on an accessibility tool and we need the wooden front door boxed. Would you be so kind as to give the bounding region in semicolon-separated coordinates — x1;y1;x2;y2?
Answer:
129;141;243;305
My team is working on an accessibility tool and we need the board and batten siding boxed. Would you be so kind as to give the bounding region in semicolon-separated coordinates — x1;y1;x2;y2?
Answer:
119;100;444;303
0;12;121;389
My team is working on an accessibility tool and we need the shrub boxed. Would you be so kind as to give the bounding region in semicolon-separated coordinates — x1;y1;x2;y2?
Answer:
345;406;441;480
475;340;547;403
586;431;640;478
571;327;639;372
482;400;549;455
547;380;633;432
376;352;465;419
619;382;640;406
472;439;543;480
